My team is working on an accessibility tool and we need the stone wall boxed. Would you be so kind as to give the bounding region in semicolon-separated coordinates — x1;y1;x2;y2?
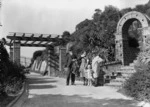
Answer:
103;61;122;74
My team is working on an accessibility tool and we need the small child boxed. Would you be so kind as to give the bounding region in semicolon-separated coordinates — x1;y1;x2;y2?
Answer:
86;64;94;86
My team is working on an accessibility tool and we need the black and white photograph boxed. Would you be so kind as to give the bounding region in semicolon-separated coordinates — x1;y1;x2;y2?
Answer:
1;0;150;107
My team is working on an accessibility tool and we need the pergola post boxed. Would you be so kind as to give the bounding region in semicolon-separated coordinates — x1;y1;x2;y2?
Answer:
48;49;51;76
9;47;13;61
13;42;20;65
59;46;66;72
47;46;55;76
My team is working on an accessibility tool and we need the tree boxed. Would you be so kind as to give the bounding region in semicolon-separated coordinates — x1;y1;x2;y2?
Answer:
70;2;150;61
32;50;43;60
70;5;120;61
93;9;102;22
120;8;132;17
0;39;9;62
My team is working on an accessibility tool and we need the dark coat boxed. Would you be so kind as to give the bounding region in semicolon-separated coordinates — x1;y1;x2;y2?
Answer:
71;60;80;76
65;53;76;69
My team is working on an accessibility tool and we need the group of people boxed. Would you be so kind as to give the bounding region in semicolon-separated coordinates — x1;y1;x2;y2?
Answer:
65;48;105;87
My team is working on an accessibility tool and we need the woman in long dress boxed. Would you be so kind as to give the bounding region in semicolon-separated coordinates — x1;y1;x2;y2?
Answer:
79;52;88;85
92;53;104;86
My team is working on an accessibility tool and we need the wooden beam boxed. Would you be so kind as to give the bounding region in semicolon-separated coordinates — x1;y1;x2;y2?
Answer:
22;33;25;38
13;33;16;42
6;33;63;47
45;35;51;46
31;41;36;45
24;34;32;45
38;34;44;45
55;35;60;38
7;33;62;42
30;34;35;45
20;44;50;47
39;34;43;38
24;40;29;45
6;42;51;47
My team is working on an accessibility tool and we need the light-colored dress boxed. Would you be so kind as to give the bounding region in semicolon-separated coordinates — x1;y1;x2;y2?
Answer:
92;56;103;78
40;60;47;74
79;57;87;77
86;69;93;79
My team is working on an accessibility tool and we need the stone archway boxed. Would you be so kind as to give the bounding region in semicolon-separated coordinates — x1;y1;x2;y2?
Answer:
115;11;150;65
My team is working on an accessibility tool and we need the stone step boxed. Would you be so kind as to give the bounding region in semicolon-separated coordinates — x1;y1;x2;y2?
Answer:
118;73;133;80
115;70;136;74
114;71;134;78
120;66;135;70
129;63;135;67
111;78;126;83
104;65;136;88
105;82;123;88
122;73;133;76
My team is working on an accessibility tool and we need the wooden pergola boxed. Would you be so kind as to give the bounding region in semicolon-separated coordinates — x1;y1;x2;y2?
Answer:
5;32;66;75
6;32;63;47
5;32;67;75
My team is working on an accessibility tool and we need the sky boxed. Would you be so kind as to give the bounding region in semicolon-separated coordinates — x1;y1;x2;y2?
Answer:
1;0;149;58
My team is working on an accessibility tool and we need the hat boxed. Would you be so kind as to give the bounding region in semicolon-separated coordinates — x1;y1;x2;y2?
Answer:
81;51;86;57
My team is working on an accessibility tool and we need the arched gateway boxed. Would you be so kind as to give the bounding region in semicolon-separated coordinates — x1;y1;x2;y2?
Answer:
115;11;150;65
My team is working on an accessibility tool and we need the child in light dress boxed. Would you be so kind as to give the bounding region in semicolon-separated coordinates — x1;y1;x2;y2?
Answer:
86;64;94;86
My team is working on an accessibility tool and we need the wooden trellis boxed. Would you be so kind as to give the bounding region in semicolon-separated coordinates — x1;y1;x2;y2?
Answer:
6;32;62;47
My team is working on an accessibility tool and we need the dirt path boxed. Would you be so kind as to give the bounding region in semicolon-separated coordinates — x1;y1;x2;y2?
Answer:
13;72;139;107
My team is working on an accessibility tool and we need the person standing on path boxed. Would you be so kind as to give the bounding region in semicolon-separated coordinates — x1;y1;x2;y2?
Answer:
92;53;104;87
71;58;79;84
65;49;76;85
86;64;94;86
79;51;89;85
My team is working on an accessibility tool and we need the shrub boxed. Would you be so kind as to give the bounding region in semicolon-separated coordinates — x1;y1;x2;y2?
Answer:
0;40;10;94
123;70;150;102
0;41;9;62
0;40;25;95
6;61;25;79
4;77;23;95
123;49;150;103
3;61;25;94
134;50;150;72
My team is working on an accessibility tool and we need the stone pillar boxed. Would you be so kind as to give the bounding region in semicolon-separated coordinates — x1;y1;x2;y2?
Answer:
9;47;13;61
13;42;20;65
141;27;150;51
115;33;124;65
59;47;66;72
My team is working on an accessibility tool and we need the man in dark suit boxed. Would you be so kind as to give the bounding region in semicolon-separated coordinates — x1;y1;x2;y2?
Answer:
65;49;76;85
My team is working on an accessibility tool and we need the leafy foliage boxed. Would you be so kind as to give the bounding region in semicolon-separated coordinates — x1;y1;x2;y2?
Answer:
61;31;71;46
69;1;150;61
32;50;43;60
123;47;150;102
0;41;9;62
0;39;25;95
71;5;120;61
123;70;150;102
